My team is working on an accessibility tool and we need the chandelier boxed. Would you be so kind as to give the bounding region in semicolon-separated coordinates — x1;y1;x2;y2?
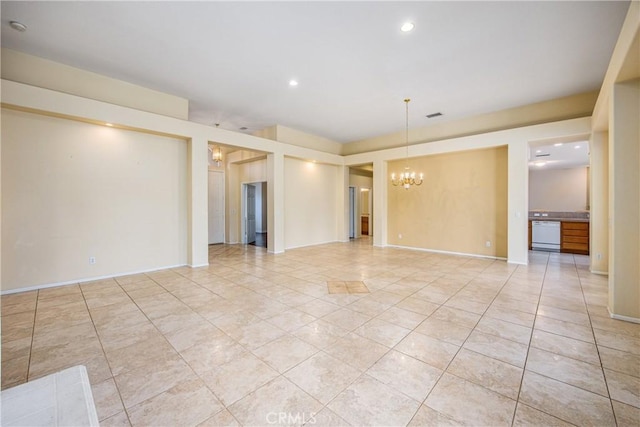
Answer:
212;147;222;166
210;123;223;167
391;99;423;189
209;145;222;167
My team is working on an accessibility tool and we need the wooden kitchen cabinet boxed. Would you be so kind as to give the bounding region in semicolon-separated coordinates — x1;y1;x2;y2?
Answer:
561;221;589;255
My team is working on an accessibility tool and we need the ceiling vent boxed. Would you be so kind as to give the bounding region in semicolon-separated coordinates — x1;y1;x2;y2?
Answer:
426;112;442;118
535;153;550;157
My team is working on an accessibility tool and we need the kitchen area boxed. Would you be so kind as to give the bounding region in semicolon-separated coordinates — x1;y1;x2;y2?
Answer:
528;141;590;255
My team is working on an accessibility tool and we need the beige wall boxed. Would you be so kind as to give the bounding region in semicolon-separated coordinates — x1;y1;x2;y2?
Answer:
1;49;189;120
529;167;589;211
1;109;188;291
387;146;508;258
346;117;591;264
255;125;343;155
284;158;338;249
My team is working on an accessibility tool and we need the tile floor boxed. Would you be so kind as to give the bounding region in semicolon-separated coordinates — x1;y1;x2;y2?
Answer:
1;239;639;426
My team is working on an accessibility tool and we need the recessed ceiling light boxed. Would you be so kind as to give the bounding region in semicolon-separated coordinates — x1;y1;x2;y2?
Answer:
9;21;27;32
105;123;113;127
400;22;415;32
289;79;299;87
535;149;541;153
574;145;581;149
554;143;563;147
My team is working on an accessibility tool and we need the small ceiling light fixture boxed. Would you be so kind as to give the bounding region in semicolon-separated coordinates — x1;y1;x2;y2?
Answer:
209;124;223;167
105;123;113;127
9;20;27;32
391;99;423;189
400;22;415;32
289;79;299;87
554;143;563;147
574;145;581;149
209;146;223;167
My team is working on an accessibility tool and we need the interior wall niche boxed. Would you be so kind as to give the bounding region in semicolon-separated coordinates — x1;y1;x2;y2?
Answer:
387;146;508;258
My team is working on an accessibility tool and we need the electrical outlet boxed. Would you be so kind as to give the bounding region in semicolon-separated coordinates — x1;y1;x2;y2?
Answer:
485;241;491;247
597;253;602;260
89;257;96;265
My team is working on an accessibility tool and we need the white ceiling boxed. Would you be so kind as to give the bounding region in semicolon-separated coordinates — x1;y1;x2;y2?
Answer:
0;1;630;143
529;141;590;170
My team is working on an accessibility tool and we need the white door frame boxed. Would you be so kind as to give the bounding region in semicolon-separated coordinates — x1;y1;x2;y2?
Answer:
360;187;372;236
241;181;265;245
241;183;250;244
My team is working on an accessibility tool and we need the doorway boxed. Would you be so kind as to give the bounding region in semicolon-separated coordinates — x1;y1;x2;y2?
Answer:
242;181;267;248
360;188;371;236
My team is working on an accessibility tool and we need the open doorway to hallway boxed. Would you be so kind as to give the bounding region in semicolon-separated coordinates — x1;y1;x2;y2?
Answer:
242;181;267;248
349;164;373;239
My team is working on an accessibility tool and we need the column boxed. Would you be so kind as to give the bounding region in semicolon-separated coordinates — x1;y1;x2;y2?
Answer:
372;158;387;247
267;152;285;254
507;141;529;265
589;131;608;274
187;135;209;267
608;79;640;320
336;165;350;242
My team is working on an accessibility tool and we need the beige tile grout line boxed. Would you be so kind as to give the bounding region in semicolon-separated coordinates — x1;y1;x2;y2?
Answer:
24;289;39;383
511;251;550;426
404;256;523;426
79;282;133;426
512;252;616;426
573;254;618;425
14;246;621;426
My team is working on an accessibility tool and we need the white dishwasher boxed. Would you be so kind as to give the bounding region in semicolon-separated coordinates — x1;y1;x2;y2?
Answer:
532;221;561;252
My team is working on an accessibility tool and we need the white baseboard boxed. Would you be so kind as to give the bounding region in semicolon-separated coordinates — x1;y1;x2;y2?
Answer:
1;263;186;295
608;307;640;324
590;270;609;276
188;263;209;268
285;239;340;251
386;244;507;261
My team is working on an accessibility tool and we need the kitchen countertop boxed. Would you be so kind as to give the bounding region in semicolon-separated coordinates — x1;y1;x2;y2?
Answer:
528;211;590;223
529;217;590;223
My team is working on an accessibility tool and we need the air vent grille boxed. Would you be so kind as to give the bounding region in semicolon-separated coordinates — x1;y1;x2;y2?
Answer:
426;112;442;118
